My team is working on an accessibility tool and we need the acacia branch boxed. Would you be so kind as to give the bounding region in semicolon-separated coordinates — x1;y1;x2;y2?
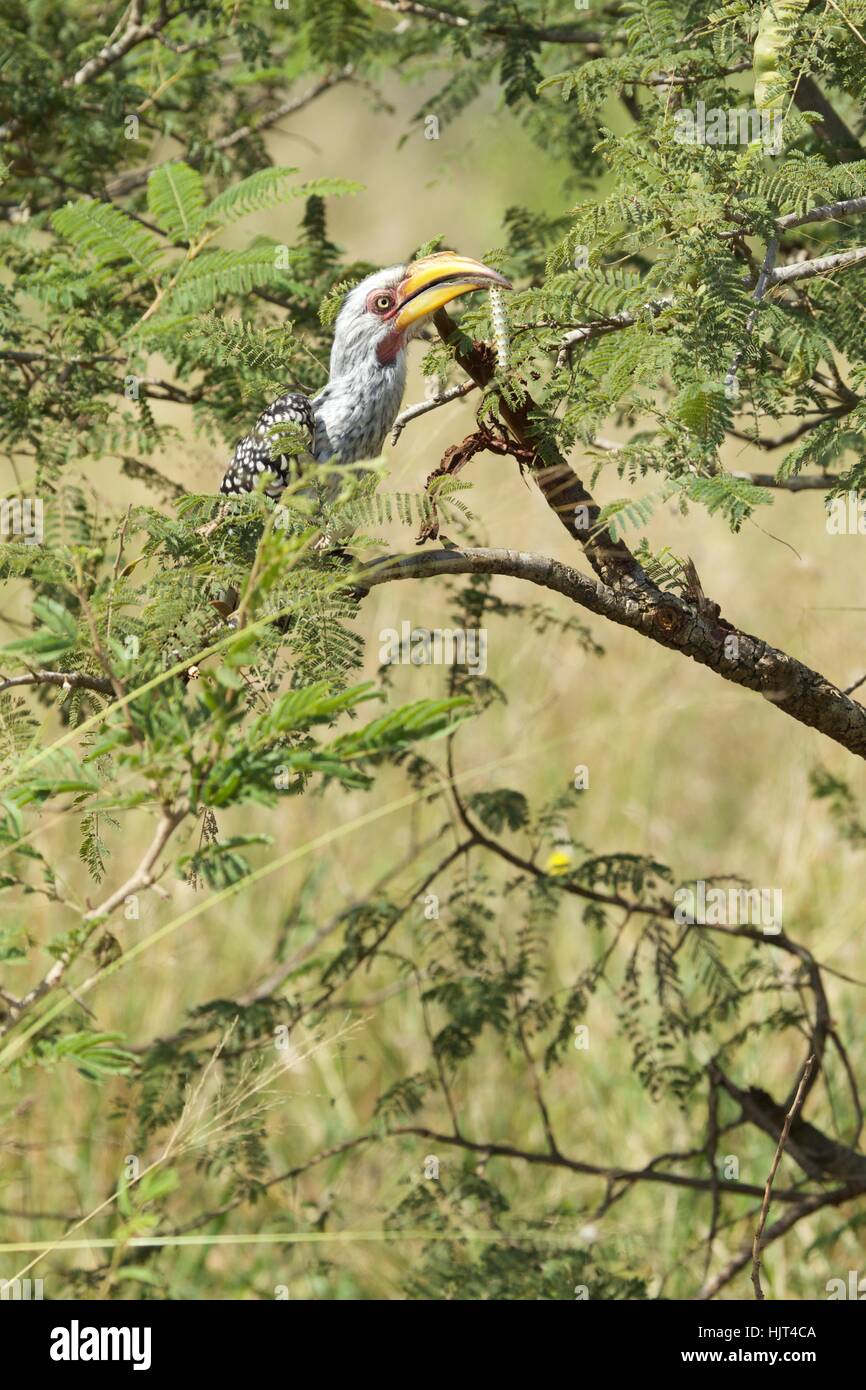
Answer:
391;380;477;443
793;75;865;164
170;1116;857;1253
240;839;468;1007
388;1125;808;1203
731;470;841;490
555;300;673;369
3;6;184;140
553;218;866;371
369;0;601;43
71;1;180;87
445;756;664;916
725;236;778;396
768;244;866;286
0;807;184;1039
776;194;866;232
752;1056;815;1299
358;546;866;761
0;4;184;142
0;669;114;698
214;69;356;152
118;454;188;500
0;350;123;365
698;1186;856;1299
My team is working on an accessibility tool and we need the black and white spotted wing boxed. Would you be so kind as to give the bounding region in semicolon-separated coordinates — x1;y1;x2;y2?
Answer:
220;392;316;500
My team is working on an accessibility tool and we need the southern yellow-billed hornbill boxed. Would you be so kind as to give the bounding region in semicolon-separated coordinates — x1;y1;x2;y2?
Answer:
219;252;511;499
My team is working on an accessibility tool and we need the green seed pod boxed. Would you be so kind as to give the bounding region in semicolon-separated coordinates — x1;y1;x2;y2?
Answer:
753;0;809;110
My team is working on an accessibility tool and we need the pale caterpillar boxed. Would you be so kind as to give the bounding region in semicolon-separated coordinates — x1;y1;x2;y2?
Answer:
488;285;509;371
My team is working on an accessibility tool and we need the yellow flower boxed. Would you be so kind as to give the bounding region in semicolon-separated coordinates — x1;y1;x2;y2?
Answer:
545;849;573;876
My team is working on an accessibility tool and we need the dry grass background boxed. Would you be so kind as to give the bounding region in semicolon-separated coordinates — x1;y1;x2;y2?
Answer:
3;81;866;1300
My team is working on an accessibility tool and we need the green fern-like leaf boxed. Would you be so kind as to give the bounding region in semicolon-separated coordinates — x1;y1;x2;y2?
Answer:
302;0;371;65
185;313;300;376
0;695;39;761
52;199;164;278
595;492;659;540
147;162;206;243
203;169;359;229
203;167;300;227
673;381;731;445
168;246;291;313
684;473;774;530
633;540;690;593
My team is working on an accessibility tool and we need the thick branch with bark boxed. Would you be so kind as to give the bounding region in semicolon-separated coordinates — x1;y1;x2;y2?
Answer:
359;546;866;761
0;669;114;698
768;244;866;287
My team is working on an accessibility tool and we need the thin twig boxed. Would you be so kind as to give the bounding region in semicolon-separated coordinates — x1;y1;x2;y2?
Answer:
0;807;184;1038
724;236;778;398
368;0;601;43
391;380;477;444
555;300;673;369
751;1055;815;1300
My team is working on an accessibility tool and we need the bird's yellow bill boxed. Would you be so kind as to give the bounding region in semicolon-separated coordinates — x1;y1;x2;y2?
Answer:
394;253;512;331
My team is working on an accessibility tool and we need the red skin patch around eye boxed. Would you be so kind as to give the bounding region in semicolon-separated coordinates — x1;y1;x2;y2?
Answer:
366;290;394;315
364;291;402;364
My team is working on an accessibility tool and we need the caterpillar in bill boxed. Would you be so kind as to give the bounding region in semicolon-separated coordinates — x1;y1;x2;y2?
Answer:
488;285;510;372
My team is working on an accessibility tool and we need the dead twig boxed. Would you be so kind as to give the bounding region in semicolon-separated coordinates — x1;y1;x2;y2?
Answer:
751;1055;815;1300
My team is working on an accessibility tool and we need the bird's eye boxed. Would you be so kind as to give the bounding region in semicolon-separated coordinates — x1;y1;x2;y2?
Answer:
374;294;393;312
